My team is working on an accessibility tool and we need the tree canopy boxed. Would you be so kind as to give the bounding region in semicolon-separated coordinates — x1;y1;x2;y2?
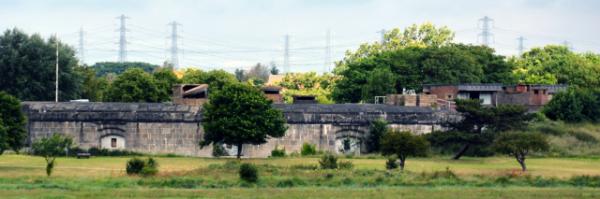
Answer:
0;29;82;101
278;72;337;104
92;61;159;77
31;134;73;176
200;83;287;158
103;68;164;102
380;130;429;170
181;69;238;91
543;88;600;123
0;92;27;154
492;131;549;171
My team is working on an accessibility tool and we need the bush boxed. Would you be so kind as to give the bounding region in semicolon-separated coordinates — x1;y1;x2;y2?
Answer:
271;147;286;157
301;143;317;156
126;157;159;176
88;147;142;156
338;161;354;170
239;163;258;183
212;144;228;157
385;156;398;170
568;131;598;143
319;153;338;169
543;88;600;123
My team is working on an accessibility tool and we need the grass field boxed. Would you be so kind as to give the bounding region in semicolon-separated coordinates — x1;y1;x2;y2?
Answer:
1;154;599;198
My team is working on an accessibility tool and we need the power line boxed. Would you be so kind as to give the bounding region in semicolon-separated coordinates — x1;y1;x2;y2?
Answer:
283;34;290;74
325;29;332;73
168;21;181;69
517;36;526;55
78;27;85;65
117;14;128;62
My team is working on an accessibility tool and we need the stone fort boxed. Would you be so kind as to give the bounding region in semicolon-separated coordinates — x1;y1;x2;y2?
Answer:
22;101;454;157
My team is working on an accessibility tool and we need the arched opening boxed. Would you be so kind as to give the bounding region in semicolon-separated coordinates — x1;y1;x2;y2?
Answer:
334;130;366;155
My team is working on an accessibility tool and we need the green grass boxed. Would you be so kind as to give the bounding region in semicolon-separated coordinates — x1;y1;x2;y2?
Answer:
1;155;599;198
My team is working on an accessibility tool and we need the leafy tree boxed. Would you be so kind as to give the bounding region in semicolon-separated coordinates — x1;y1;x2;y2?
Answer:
246;63;271;82
0;92;27;154
92;61;158;77
104;68;163;102
0;29;82;101
278;72;337;104
153;68;180;102
234;68;245;81
200;83;287;158
512;45;600;88
366;119;387;152
449;99;532;160
492;132;549;171
543;88;600;122
75;66;108;102
181;69;237;91
31;134;73;176
361;67;396;102
380;131;428;170
270;66;279;75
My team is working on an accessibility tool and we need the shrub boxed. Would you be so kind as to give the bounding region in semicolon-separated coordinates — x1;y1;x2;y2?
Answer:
223;160;240;170
212;144;228;157
568;131;598;143
385;156;398;170
271;147;286;157
290;164;318;170
88;147;142;156
338;161;354;170
239;163;258;183
126;158;146;175
367;119;388;152
543;88;600;122
126;157;159;176
301;143;317;156
319;153;338;169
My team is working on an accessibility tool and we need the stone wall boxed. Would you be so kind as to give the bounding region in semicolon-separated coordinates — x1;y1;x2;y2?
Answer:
23;102;456;157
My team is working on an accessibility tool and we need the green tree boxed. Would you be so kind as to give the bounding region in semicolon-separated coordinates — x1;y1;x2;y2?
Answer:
153;68;180;102
181;69;237;91
104;68;163;102
92;61;158;77
361;67;396;102
278;72;337;104
0;92;27;154
449;99;532;160
0;29;82;101
380;131;428;170
543;88;600;122
366;119;387;153
31;134;73;176
75;67;108;102
492;131;549;171
200;83;287;158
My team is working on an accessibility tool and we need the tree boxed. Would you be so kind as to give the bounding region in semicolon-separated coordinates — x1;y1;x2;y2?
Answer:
200;83;287;158
449;99;532;160
75;66;108;102
103;68;163;102
278;72;337;104
366;119;387;153
246;63;271;82
543;88;600;122
31;134;73;176
153;68;180;102
492;131;549;171
0;92;27;154
181;69;237;91
361;66;396;102
0;29;82;101
92;61;159;77
234;68;245;81
380;131;429;170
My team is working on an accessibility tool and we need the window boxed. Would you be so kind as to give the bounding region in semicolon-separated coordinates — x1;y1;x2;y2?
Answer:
447;95;452;99
534;90;539;94
111;138;117;148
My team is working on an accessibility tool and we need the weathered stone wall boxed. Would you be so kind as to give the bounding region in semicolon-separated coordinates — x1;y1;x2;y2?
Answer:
23;102;456;157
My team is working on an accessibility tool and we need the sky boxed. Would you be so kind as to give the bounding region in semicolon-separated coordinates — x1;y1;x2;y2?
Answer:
1;0;599;73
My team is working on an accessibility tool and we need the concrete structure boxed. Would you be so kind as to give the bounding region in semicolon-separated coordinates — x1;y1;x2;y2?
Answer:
423;84;567;110
23;102;455;157
171;84;208;106
261;86;283;103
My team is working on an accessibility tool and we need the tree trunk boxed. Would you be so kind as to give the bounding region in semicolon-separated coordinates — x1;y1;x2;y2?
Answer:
399;156;406;171
516;155;526;171
236;143;243;159
452;144;470;160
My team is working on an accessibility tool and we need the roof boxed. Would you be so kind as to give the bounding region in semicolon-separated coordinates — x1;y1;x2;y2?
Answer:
273;104;435;114
261;85;282;92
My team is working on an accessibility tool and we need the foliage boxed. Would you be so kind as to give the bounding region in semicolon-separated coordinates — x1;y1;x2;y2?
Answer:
366;119;388;153
380;131;429;170
153;67;180;101
492;131;549;171
181;69;237;91
212;144;228;157
271;147;286;157
511;45;600;88
385;156;398;170
75;67;108;101
126;157;159;176
104;68;164;102
200;83;287;158
92;61;158;77
86;147;142;156
301;143;317;156
31;134;73;176
0;29;82;101
239;163;258;183
333;44;514;103
543;88;600;122
338;161;354;170
0;92;27;154
319;153;338;169
278;72;337;104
